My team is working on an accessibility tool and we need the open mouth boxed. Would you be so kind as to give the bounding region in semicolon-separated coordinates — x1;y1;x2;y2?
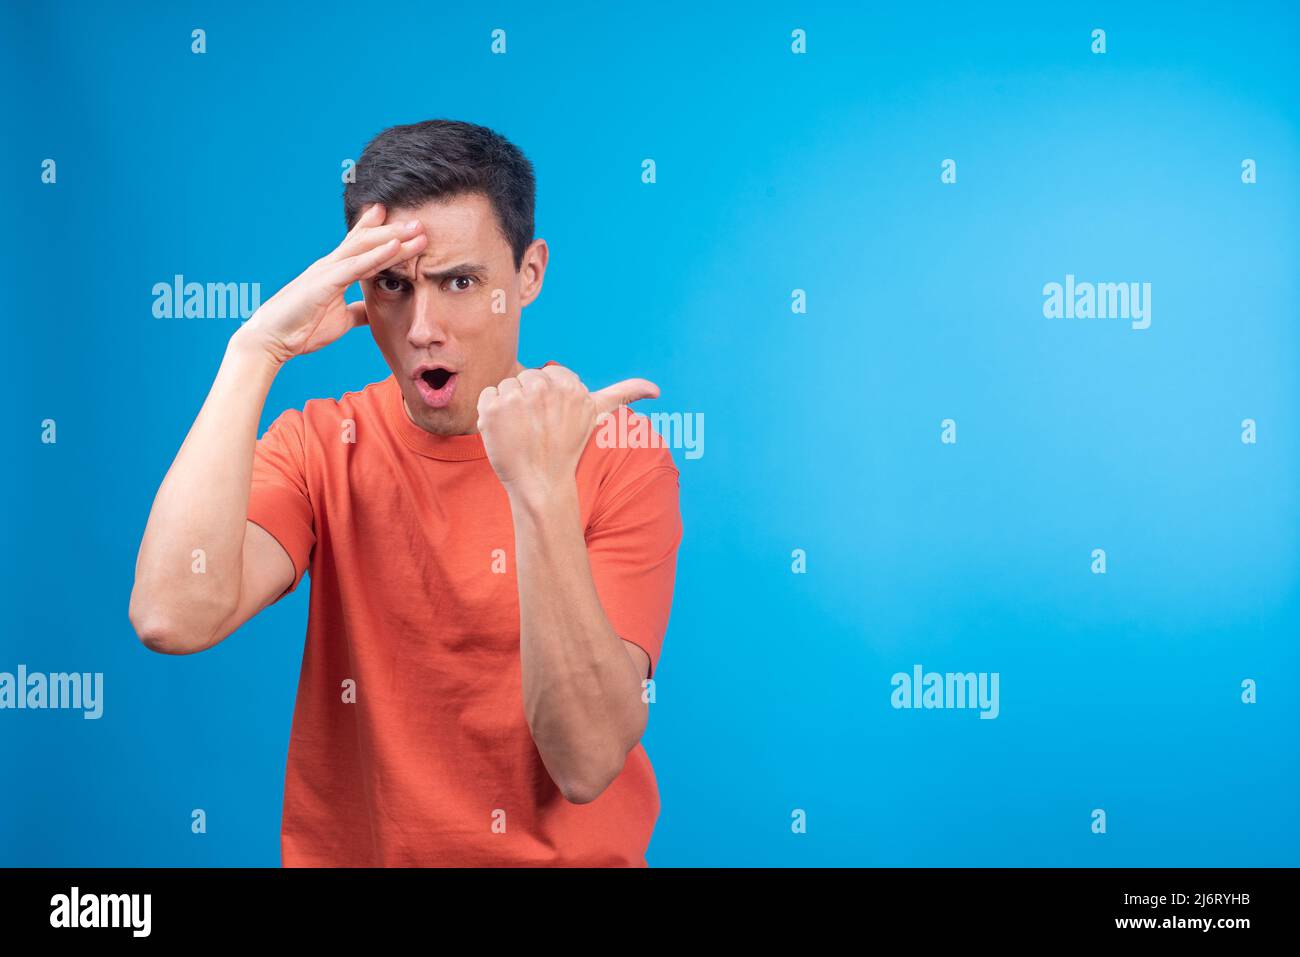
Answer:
421;368;453;391
413;366;458;409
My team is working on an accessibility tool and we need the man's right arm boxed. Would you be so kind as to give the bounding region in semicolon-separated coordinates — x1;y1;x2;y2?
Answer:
128;333;296;655
128;203;428;654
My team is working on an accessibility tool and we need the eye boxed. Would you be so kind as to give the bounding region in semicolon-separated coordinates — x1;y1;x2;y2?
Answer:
447;276;476;292
376;277;408;294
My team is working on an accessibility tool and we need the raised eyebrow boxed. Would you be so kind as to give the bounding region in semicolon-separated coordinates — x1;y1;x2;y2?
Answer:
376;262;489;283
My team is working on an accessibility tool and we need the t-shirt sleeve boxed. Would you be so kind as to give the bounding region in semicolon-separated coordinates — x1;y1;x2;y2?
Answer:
247;407;316;600
585;449;683;680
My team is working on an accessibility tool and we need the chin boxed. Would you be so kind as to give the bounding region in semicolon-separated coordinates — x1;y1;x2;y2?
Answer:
416;406;468;435
397;384;457;435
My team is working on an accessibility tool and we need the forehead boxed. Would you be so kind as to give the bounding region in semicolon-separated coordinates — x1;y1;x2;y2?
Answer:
392;192;507;260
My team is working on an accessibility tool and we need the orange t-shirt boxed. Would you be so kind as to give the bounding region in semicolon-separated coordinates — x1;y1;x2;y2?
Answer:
246;368;682;866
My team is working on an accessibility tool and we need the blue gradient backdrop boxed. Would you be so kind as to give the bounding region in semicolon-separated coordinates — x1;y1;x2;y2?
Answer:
2;1;1297;865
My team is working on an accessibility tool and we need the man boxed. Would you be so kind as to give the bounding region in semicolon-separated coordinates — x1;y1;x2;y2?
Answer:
128;119;683;867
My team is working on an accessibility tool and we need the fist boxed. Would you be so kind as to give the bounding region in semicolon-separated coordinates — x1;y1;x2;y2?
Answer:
477;365;659;500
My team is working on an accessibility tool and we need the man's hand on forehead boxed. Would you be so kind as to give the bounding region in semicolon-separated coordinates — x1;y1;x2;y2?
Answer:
344;203;430;278
232;202;429;364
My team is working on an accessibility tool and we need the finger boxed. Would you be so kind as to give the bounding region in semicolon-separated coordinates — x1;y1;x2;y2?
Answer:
327;233;427;287
350;203;385;236
541;364;583;389
515;368;548;392
356;232;428;280
330;218;424;263
590;378;659;416
477;385;499;412
345;300;369;329
496;377;522;397
336;203;386;250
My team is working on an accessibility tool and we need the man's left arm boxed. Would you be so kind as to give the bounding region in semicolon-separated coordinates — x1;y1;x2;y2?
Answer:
477;364;677;804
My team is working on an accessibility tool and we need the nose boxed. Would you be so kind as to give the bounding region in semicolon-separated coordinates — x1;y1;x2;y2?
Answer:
407;285;448;350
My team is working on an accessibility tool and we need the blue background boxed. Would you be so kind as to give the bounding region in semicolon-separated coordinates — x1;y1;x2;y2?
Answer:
2;1;1297;866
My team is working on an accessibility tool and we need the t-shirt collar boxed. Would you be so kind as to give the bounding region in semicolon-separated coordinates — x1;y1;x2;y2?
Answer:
383;374;489;461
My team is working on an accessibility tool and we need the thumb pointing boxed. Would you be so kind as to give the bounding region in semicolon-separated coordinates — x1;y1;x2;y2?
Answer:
591;378;660;416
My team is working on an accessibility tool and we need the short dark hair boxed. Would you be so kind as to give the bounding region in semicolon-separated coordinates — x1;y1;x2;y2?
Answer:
343;119;536;270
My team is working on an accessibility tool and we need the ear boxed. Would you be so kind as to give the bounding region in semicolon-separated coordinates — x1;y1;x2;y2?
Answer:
518;238;549;309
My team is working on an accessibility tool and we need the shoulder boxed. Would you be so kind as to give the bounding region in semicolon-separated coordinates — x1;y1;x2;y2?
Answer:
538;360;684;488
282;377;391;436
581;405;682;513
255;379;391;462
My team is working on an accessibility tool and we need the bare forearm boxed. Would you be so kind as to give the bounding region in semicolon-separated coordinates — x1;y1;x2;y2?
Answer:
511;484;647;804
130;205;425;650
129;330;282;644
